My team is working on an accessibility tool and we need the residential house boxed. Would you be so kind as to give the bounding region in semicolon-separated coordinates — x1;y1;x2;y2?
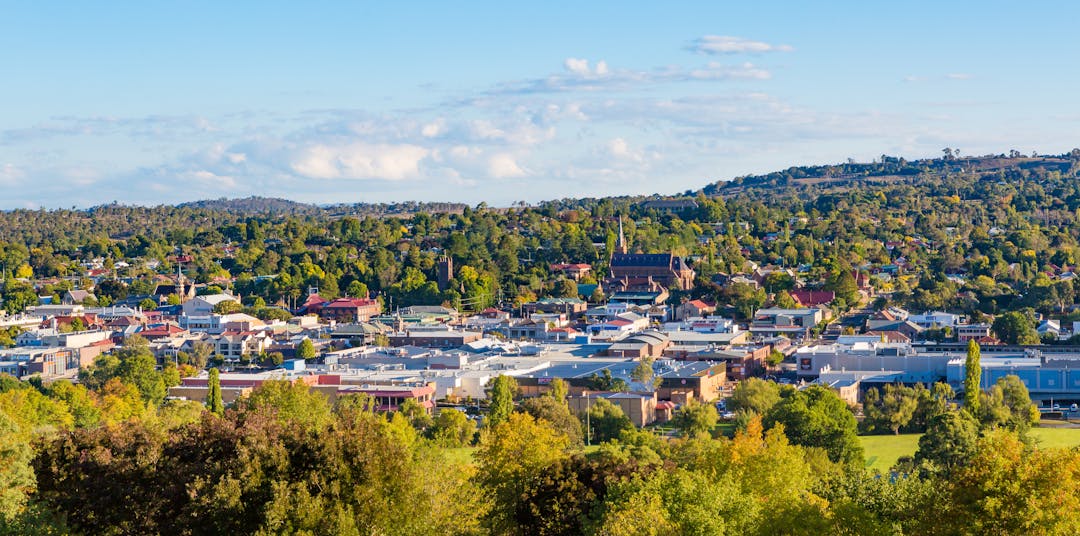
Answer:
789;289;835;308
210;330;270;361
550;263;593;281
62;289;96;305
182;293;240;317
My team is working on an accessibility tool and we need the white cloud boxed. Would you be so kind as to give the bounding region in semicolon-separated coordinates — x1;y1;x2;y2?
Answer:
0;163;24;185
487;153;527;178
946;73;973;80
290;143;430;180
564;58;591;75
689;62;771;81
187;170;238;189
482;60;772;96
689;35;794;55
421;119;446;138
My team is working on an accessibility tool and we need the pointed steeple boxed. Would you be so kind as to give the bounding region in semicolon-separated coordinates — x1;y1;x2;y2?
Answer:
616;216;628;254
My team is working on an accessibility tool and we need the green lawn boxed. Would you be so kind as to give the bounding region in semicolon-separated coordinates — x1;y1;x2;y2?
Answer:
860;427;1080;473
443;447;478;466
859;434;922;473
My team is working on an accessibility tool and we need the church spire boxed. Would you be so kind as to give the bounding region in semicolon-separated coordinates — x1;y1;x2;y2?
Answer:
617;216;628;254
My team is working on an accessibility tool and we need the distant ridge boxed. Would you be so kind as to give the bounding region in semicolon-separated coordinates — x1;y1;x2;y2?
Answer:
176;196;319;215
699;151;1080;196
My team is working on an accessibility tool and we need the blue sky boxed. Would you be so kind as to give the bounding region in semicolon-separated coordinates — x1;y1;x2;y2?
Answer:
2;1;1079;208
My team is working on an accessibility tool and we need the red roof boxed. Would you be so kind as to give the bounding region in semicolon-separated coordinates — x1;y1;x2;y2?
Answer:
301;293;328;308
140;324;188;338
551;263;592;271
790;289;835;307
323;297;378;309
686;299;714;309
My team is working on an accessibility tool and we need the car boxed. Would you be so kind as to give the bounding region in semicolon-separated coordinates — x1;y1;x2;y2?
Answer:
1070;403;1078;412
1053;404;1061;411
721;411;736;419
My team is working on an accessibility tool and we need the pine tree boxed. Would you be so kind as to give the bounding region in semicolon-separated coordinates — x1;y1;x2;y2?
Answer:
964;340;981;416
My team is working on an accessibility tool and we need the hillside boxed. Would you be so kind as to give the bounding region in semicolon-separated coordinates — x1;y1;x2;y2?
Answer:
700;151;1080;197
176;196;321;215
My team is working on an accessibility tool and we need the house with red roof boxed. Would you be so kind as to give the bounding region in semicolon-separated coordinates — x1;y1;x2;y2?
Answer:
790;289;835;308
139;323;189;341
297;293;329;315
550;263;593;281
674;299;716;321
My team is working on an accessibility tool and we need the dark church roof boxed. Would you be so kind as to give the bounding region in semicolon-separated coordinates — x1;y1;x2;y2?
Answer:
610;253;676;268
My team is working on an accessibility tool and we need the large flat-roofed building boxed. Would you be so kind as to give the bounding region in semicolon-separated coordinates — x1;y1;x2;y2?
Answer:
0;346;84;380
656;361;726;403
388;329;483;348
750;308;825;339
169;370;436;412
568;391;658;427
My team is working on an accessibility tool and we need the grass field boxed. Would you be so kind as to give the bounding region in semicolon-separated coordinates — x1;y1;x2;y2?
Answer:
860;426;1080;473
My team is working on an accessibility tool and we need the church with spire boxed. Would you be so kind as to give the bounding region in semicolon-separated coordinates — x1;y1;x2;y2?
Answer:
605;216;696;292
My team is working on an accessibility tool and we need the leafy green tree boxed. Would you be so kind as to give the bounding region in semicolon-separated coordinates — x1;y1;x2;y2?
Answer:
671;399;718;438
862;383;918;435
0;282;37;314
206;367;223;415
112;336;165;405
346;280;369;298
583;397;633;443
910;382;954;431
47;380;101;428
727;378;781;415
547;377;568;403
824;265;860;306
914;410;979;472
211;299;242;314
943;429;1080;534
428;408;476;447
520;395;584;448
397;398;433;431
991;311;1040;345
0;411;35;520
963;340;981;416
764;385;863;465
553;278;579;298
774;289;797;309
585;368;629;392
486;375;517;428
474;413;569;534
238;379;331;430
295;338;316;361
630;356;660;391
978;375;1039;434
